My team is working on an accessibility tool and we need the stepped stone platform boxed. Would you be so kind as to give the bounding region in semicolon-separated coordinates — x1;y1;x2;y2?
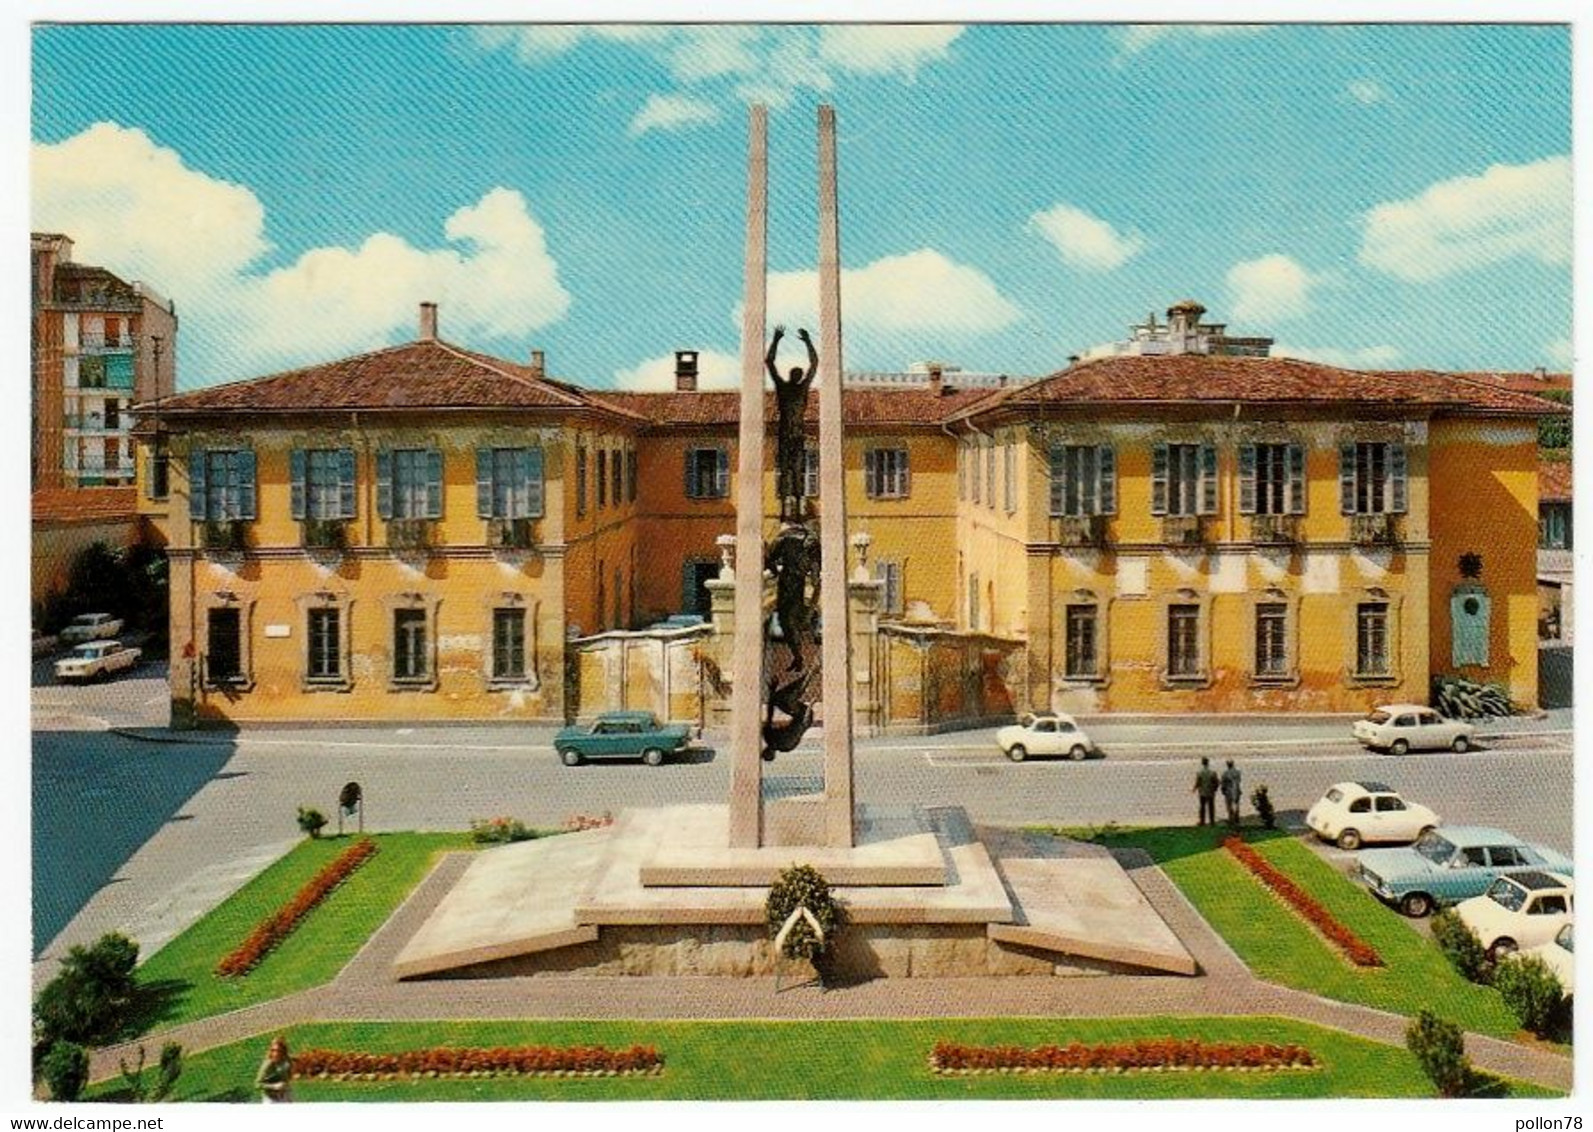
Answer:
391;804;1198;981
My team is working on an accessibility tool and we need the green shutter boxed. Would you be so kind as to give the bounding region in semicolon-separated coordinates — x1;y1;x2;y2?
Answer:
1199;445;1218;515
376;450;393;519
338;448;357;519
290;449;306;520
1098;445;1116;515
1389;443;1408;513
1288;444;1306;515
189;448;207;520
426;449;443;518
714;448;730;497
1151;444;1168;516
476;449;493;517
237;450;257;520
526;447;545;517
1339;443;1357;514
1238;444;1257;515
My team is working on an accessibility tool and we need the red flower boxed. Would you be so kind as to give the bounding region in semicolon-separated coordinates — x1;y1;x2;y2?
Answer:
217;839;379;976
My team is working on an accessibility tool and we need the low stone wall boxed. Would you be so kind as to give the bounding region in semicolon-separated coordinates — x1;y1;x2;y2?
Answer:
437;923;1133;980
568;625;717;725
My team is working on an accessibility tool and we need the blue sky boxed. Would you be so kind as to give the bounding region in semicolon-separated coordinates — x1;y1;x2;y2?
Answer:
31;23;1571;391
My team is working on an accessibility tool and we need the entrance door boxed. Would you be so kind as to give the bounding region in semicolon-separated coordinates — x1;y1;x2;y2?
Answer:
208;608;242;684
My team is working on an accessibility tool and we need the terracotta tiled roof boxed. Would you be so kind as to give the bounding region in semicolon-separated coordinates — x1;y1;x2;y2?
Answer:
32;487;138;524
1453;370;1571;395
951;355;1571;420
1540;457;1573;502
595;386;991;428
143;340;635;417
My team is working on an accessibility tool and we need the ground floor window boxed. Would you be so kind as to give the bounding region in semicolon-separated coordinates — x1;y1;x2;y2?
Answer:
492;608;525;680
207;607;242;684
307;608;341;682
1167;603;1201;678
1064;604;1097;678
1356;602;1391;676
393;608;428;681
1255;602;1288;678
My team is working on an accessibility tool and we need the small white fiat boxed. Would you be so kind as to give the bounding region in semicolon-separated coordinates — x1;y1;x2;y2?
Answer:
995;712;1097;762
1455;872;1574;962
1306;781;1440;850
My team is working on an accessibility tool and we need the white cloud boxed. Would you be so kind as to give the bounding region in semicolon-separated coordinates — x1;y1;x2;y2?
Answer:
629;93;719;137
612;348;741;392
1272;343;1401;368
471;25;669;64
1030;203;1146;271
1359;155;1571;282
816;25;961;78
1545;337;1572;368
1226;254;1325;323
1112;25;1264;59
760;249;1020;336
1346;79;1388;105
33;123;570;382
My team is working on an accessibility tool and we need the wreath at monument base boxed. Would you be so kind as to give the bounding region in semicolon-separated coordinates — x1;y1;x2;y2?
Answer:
765;864;846;964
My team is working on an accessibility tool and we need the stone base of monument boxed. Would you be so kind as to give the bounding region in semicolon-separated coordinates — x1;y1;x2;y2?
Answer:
391;804;1198;981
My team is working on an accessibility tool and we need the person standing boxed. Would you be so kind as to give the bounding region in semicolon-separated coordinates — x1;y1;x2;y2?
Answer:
1193;757;1219;827
256;1035;294;1103
1221;758;1243;827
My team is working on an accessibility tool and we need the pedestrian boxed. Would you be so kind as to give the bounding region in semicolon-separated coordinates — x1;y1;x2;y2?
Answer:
1193;756;1219;827
255;1035;294;1103
1221;758;1243;827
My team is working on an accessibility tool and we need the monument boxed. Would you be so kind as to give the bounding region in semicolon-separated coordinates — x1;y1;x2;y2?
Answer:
389;106;1197;982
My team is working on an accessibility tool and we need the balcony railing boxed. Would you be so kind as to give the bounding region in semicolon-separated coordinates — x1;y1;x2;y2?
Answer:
487;517;536;550
1250;513;1300;545
387;518;436;552
1161;514;1210;546
1055;513;1110;548
77;333;135;352
1349;512;1402;547
301;518;350;551
201;519;249;552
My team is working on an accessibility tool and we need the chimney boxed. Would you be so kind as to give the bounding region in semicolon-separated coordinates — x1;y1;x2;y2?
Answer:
1535;366;1549;381
529;349;546;377
418;301;438;341
927;362;945;396
1166;299;1206;354
674;350;700;392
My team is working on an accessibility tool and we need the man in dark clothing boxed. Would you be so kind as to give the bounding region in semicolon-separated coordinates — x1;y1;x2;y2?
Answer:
1220;759;1243;827
1194;757;1219;826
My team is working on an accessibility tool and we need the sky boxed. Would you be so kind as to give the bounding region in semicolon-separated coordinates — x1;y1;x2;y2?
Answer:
30;23;1573;392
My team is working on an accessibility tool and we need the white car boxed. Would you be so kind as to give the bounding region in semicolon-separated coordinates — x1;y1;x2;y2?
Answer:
1519;922;1575;995
58;613;124;644
1352;703;1476;755
54;640;142;682
995;712;1097;762
1455;872;1574;962
1305;781;1439;851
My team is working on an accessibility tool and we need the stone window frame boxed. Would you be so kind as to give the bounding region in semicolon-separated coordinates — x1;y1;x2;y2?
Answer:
295;590;354;692
481;591;541;692
1157;587;1214;689
1345;585;1403;688
1244;585;1302;688
1059;587;1110;686
199;589;256;692
383;591;442;692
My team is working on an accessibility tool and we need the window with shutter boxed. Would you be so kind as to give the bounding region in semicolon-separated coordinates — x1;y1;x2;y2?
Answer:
476;449;493;517
390;450;433;519
714;447;730;497
1167;604;1201;677
426;449;443;518
1287;444;1306;514
576;446;587;516
1098;445;1116;515
611;450;624;509
290;449;306;520
1161;444;1206;516
597;446;607;508
189;447;207;519
1065;605;1098;678
525;447;545;517
376;450;394;519
1151;443;1168;515
1199;445;1218;515
1238;445;1257;514
1345;442;1404;514
627;449;637;503
235;450;257;520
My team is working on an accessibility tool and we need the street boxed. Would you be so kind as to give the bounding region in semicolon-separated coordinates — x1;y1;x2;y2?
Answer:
31;664;1574;987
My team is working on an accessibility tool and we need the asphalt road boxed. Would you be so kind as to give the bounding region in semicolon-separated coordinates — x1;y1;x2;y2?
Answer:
30;667;1575;983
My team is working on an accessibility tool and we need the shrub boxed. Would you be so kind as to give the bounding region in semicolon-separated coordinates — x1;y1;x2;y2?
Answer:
1495;954;1568;1038
929;1038;1317;1074
1431;674;1514;720
469;817;540;845
1405;1010;1471;1097
296;806;328;839
153;1042;183;1102
1250;785;1276;829
1430;909;1492;984
41;1041;89;1102
217;839;377;976
33;932;141;1046
1224;838;1383;967
118;1045;148;1102
292;1044;663;1079
766;864;846;965
564;812;615;832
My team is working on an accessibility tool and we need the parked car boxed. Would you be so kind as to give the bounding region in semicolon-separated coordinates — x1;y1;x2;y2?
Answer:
54;640;142;682
1352;703;1476;755
1455;872;1574;962
555;710;692;766
1358;826;1574;917
1305;781;1439;850
58;613;124;644
995;712;1097;762
1520;922;1575;995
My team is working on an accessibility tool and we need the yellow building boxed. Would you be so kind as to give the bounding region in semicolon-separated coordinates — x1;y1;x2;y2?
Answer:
138;303;1562;727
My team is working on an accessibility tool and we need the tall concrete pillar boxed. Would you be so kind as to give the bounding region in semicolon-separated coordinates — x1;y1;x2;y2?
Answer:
817;105;855;847
728;105;769;848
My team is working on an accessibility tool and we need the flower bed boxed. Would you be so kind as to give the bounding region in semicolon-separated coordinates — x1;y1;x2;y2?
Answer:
929;1038;1317;1075
564;812;614;832
216;839;379;977
292;1044;664;1080
1224;836;1384;968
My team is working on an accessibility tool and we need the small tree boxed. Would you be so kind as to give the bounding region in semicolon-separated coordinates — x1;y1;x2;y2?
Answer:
1494;954;1568;1038
41;1041;89;1102
766;864;847;975
118;1046;148;1102
1430;909;1492;984
152;1042;183;1102
1405;1009;1472;1097
34;932;140;1046
1250;784;1276;830
296;806;328;839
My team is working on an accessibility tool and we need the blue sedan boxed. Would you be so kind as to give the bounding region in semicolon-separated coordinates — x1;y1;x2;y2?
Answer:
554;710;692;767
1358;826;1574;918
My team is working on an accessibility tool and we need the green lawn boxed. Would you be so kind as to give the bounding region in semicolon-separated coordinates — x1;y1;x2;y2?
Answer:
128;833;470;1033
87;1015;1556;1102
1078;825;1521;1039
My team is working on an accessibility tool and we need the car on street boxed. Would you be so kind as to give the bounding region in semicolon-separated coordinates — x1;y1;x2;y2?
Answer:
995;712;1097;762
1455;872;1574;962
1305;781;1439;850
1358;826;1574;917
1352;703;1476;755
555;710;692;766
54;640;142;682
1520;922;1575;995
57;613;124;644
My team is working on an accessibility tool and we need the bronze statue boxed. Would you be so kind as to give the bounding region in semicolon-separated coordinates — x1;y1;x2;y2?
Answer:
766;324;817;522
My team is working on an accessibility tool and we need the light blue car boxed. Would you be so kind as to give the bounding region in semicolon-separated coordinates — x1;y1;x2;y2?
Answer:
1358;826;1574;918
